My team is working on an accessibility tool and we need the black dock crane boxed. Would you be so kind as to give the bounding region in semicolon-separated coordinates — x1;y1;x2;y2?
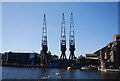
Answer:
60;13;67;60
41;14;48;65
69;13;76;61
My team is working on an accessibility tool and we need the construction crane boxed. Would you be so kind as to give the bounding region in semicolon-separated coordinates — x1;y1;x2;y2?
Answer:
69;13;76;61
60;13;67;60
41;14;48;65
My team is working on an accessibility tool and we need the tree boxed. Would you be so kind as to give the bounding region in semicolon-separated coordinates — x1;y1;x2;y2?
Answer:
74;56;77;59
52;55;58;59
40;50;44;59
48;51;52;61
48;51;52;58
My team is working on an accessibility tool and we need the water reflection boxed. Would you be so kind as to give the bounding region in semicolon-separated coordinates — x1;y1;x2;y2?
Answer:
2;66;120;79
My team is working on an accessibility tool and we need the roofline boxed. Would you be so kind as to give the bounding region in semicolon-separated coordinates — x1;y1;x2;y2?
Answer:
4;51;38;54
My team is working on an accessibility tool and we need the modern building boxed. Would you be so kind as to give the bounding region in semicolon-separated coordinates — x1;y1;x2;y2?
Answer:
2;51;40;65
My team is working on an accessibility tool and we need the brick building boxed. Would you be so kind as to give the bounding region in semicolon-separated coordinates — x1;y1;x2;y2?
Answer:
94;34;120;70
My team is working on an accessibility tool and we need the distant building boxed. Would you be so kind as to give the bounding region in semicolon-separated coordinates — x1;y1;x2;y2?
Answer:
3;51;40;65
77;54;99;67
86;54;98;60
85;54;99;66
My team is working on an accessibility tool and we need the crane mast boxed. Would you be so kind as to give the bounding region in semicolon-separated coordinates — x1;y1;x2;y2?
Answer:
60;13;67;60
41;14;48;64
69;13;76;60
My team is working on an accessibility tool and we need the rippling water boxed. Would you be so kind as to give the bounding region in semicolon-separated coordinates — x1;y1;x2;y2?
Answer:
2;66;120;79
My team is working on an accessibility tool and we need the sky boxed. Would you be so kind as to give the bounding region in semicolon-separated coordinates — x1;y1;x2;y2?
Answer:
2;2;118;58
1;0;120;2
0;2;2;55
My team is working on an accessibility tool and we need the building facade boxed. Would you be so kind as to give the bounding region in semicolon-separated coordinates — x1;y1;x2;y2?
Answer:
3;51;40;65
94;34;120;70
